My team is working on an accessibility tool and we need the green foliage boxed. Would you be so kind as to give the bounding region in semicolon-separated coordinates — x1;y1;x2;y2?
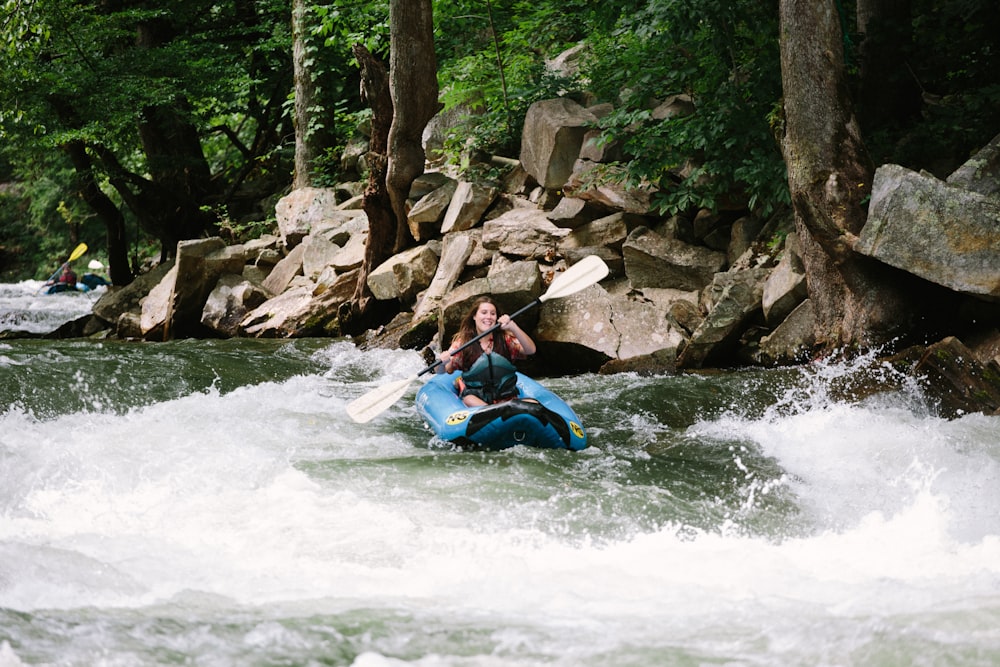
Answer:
432;0;605;166
216;210;277;244
0;0;298;278
3;0;999;283
867;0;1000;172
583;0;787;217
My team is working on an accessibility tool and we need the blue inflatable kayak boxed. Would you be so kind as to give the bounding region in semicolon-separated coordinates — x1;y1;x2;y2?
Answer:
415;371;588;451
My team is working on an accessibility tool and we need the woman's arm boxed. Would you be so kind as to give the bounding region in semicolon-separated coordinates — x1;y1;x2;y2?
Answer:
499;315;536;356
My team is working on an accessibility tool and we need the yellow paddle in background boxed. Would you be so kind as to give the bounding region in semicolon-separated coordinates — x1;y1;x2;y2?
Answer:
40;242;88;290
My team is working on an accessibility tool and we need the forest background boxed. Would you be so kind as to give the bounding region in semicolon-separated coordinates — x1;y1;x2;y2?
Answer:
1;0;998;344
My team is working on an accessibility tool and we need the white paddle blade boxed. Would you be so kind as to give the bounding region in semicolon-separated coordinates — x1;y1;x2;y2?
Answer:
346;375;416;423
541;255;610;302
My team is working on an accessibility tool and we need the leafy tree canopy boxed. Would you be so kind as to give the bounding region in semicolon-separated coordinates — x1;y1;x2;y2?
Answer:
1;0;999;278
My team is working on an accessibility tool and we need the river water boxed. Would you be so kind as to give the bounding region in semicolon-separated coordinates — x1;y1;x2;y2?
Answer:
2;280;999;666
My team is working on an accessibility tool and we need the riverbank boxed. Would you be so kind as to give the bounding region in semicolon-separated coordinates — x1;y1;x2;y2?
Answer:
4;112;1000;418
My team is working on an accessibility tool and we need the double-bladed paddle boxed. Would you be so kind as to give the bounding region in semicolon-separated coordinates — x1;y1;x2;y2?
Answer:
346;254;610;423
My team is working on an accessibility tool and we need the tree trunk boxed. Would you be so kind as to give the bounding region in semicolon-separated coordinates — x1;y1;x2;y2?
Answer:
340;44;397;335
134;19;217;256
779;0;911;352
62;140;133;287
291;0;333;189
386;0;439;253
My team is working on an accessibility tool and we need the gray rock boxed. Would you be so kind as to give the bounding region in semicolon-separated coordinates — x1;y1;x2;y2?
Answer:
262;242;306;296
519;98;598;189
408;179;458;241
946;132;1000;199
412;232;476;323
367;244;440;302
623;226;726;291
242;269;359;338
757;299;816;366
761;248;807;326
481;208;569;260
857;164;1000;300
564;160;655;214
677;267;770;368
140;238;245;340
201;274;269;337
92;260;174;328
558;212;630;253
441;181;498;234
275;187;341;248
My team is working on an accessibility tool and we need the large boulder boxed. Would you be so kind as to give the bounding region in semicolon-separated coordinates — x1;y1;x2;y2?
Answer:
481;208;570;260
140;238;245;340
440;181;498;234
676;267;771;369
201;274;270;338
329;216;368;272
563;160;656;214
519;98;598;189
301;233;342;281
533;280;689;374
408;178;458;241
412;232;477;323
623;226;727;292
300;214;368;279
534;283;617;370
757;299;816;366
275;187;340;248
856;164;1000;300
421;104;480;164
261;242;306;296
545;196;610;229
558;212;630;253
910;336;1000;417
242;269;359;338
604;285;689;372
761;235;807;326
367;243;440;302
138;266;176;341
92;260;174;329
946;131;1000;199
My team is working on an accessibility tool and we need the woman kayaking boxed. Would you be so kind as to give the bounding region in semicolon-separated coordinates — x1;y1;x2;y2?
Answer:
436;296;537;407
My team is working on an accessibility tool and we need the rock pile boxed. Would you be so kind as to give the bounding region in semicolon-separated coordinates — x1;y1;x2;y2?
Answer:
76;97;1000;414
91;107;999;359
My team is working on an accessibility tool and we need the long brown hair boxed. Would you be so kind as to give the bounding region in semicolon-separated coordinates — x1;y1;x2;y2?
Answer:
451;296;511;369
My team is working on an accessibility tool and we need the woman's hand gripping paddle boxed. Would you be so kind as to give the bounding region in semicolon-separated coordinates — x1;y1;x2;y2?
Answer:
345;254;610;423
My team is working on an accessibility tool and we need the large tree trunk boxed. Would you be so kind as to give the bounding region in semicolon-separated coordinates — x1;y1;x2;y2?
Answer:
386;0;439;253
291;0;334;189
62;140;133;287
340;44;397;335
779;0;911;352
134;19;217;257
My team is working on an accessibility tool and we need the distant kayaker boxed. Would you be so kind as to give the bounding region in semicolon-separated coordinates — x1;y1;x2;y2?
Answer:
436;296;537;407
44;264;78;293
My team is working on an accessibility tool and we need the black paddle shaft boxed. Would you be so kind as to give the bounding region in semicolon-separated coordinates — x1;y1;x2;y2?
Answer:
419;296;543;378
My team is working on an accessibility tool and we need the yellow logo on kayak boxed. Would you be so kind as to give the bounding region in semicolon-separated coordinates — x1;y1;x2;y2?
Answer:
570;421;584;439
446;411;470;425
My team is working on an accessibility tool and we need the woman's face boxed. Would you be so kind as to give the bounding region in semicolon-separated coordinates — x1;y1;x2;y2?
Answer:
473;302;497;333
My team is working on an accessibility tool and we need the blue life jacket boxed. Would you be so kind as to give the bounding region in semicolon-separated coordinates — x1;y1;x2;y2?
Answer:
460;352;519;404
